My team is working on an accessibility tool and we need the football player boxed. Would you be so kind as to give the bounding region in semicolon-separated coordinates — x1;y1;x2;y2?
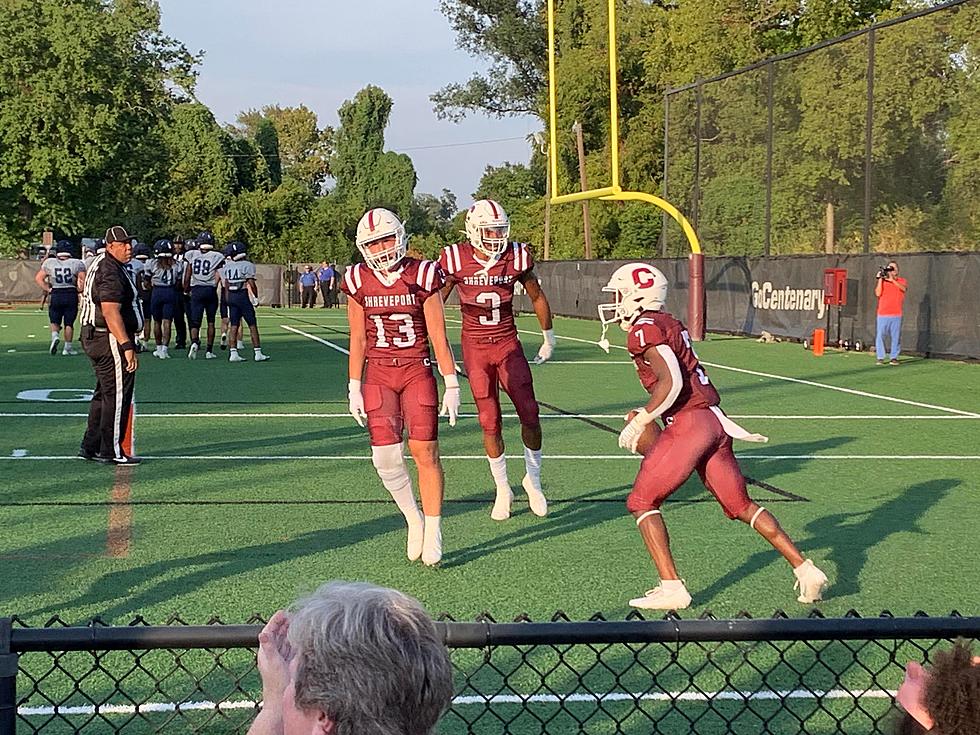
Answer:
599;263;829;610
183;231;224;359
130;242;153;352
221;241;269;362
439;199;553;521
144;240;184;358
34;240;86;355
343;208;460;566
171;236;188;350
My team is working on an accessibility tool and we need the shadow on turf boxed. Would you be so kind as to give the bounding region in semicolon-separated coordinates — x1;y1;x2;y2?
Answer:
694;478;959;605
19;500;476;623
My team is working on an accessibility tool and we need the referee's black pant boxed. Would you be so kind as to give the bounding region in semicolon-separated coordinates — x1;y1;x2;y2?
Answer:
81;329;136;460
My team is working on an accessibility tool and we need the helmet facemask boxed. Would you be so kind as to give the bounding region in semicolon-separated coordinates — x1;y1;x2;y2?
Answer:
474;223;510;259
358;232;406;272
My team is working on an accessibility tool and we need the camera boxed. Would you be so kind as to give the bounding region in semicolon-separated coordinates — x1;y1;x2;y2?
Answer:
876;265;894;279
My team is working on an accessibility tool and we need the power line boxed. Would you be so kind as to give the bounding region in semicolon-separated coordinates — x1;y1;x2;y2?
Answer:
392;135;530;152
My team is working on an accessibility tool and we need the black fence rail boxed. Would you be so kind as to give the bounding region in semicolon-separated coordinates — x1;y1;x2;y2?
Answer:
2;612;978;734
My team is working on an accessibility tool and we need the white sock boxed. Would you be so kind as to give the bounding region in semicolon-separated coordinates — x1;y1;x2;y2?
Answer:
422;515;442;565
254;347;264;355
236;340;244;350
487;454;510;491
230;348;239;357
64;341;72;349
50;331;58;342
524;446;542;486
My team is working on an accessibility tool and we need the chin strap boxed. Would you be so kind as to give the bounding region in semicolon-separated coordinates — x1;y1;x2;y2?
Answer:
597;322;611;353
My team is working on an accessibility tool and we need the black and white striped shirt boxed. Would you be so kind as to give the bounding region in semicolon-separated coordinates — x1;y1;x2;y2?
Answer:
80;253;144;333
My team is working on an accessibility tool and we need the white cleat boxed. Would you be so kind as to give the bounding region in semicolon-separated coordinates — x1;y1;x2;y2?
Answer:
229;352;245;363
793;559;829;604
491;488;513;521
236;341;245;350
629;583;693;610
188;344;198;360
49;337;60;355
522;475;548;517
407;522;424;562
205;351;217;359
152;347;162;358
62;345;77;356
253;352;270;362
159;346;170;359
220;333;228;350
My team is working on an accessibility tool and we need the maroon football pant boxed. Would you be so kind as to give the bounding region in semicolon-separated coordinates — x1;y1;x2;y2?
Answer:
462;336;539;435
626;407;752;519
363;360;439;446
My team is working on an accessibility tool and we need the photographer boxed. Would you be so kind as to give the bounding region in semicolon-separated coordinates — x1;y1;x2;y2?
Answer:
874;260;907;365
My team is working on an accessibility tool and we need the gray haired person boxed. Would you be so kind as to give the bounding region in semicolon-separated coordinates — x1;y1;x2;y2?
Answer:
248;581;454;735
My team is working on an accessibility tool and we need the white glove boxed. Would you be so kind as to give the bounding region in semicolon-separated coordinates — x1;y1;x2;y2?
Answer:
248;292;259;307
348;379;367;427
534;329;556;364
618;408;654;454
439;374;461;427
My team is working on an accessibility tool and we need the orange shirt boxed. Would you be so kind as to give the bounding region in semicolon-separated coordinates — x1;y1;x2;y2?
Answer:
877;277;907;317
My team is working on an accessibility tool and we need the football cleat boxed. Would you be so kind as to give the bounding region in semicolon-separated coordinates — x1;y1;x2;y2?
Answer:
49;336;60;355
188;343;198;360
629;583;692;610
253;352;270;362
220;333;228;350
522;475;548;517
793;559;829;604
229;352;245;363
205;351;217;359
491;488;513;521
62;345;78;356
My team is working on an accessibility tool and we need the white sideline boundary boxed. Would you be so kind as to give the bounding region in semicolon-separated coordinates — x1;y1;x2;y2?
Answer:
3;412;977;420
442;319;980;419
17;686;899;716
4;454;980;461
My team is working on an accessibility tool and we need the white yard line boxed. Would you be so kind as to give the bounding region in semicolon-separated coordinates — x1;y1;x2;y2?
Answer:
17;687;898;717
444;320;980;419
280;324;349;355
4;454;979;461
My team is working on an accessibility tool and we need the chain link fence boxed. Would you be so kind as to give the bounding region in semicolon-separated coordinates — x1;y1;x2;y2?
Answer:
3;612;978;734
663;0;980;257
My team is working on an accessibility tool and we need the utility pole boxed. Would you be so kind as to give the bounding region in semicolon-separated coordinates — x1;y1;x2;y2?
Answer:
572;121;593;259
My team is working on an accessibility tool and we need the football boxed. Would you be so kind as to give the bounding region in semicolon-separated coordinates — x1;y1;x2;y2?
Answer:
626;410;663;455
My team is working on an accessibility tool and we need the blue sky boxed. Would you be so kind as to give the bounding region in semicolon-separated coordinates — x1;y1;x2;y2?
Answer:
157;0;539;207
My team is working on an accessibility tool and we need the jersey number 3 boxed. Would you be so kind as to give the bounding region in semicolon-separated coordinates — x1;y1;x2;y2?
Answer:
371;314;417;348
476;291;501;326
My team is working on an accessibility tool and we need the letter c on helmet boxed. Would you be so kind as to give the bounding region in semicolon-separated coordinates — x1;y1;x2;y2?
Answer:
632;268;656;288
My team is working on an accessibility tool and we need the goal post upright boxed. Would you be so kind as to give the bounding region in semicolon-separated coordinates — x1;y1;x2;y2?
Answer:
545;0;706;339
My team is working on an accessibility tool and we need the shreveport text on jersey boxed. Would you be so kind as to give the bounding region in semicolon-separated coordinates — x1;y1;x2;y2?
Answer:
751;281;826;319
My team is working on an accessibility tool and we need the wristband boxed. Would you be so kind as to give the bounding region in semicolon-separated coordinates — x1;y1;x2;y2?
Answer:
119;341;136;352
632;408;655;425
442;373;460;390
542;328;556;345
348;378;361;393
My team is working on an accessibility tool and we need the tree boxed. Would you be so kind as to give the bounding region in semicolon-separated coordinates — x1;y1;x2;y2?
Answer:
0;0;197;254
235;105;331;193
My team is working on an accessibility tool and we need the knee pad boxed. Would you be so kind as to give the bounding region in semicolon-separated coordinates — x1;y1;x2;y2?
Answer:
372;442;407;480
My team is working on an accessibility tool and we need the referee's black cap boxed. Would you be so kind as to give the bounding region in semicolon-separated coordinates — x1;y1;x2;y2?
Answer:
105;225;136;244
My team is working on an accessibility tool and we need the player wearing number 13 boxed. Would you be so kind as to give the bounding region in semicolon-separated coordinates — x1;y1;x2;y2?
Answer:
439;199;553;521
600;263;829;610
342;208;460;567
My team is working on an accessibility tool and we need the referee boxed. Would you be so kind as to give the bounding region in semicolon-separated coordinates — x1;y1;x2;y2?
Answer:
78;226;144;465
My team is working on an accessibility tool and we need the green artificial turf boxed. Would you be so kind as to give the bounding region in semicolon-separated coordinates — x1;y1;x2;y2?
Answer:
2;305;977;733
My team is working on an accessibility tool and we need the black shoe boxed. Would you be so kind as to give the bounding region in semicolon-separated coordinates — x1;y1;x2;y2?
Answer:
96;454;143;465
77;449;98;461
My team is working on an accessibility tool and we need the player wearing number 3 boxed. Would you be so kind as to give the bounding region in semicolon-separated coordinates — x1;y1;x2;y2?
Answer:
599;263;829;610
343;208;460;566
440;199;552;521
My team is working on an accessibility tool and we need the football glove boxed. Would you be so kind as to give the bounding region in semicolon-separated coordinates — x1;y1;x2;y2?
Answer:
439;374;461;427
618;408;654;454
533;329;556;364
348;379;367;427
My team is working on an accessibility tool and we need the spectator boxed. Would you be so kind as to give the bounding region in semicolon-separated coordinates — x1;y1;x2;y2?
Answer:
875;260;907;365
894;641;980;734
248;581;453;735
317;261;335;308
299;266;318;308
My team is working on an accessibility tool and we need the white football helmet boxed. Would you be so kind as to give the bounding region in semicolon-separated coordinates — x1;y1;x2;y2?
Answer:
356;208;407;272
465;199;510;258
598;263;669;331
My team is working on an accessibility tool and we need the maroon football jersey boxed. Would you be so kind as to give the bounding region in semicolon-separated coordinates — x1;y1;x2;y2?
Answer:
341;258;445;361
440;241;533;342
626;310;721;418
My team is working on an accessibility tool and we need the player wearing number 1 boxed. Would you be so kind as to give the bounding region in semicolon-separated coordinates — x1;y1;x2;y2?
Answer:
439;199;553;521
343;208;460;566
599;263;829;610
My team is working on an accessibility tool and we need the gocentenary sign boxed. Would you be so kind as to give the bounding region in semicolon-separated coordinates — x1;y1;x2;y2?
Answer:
751;281;825;320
